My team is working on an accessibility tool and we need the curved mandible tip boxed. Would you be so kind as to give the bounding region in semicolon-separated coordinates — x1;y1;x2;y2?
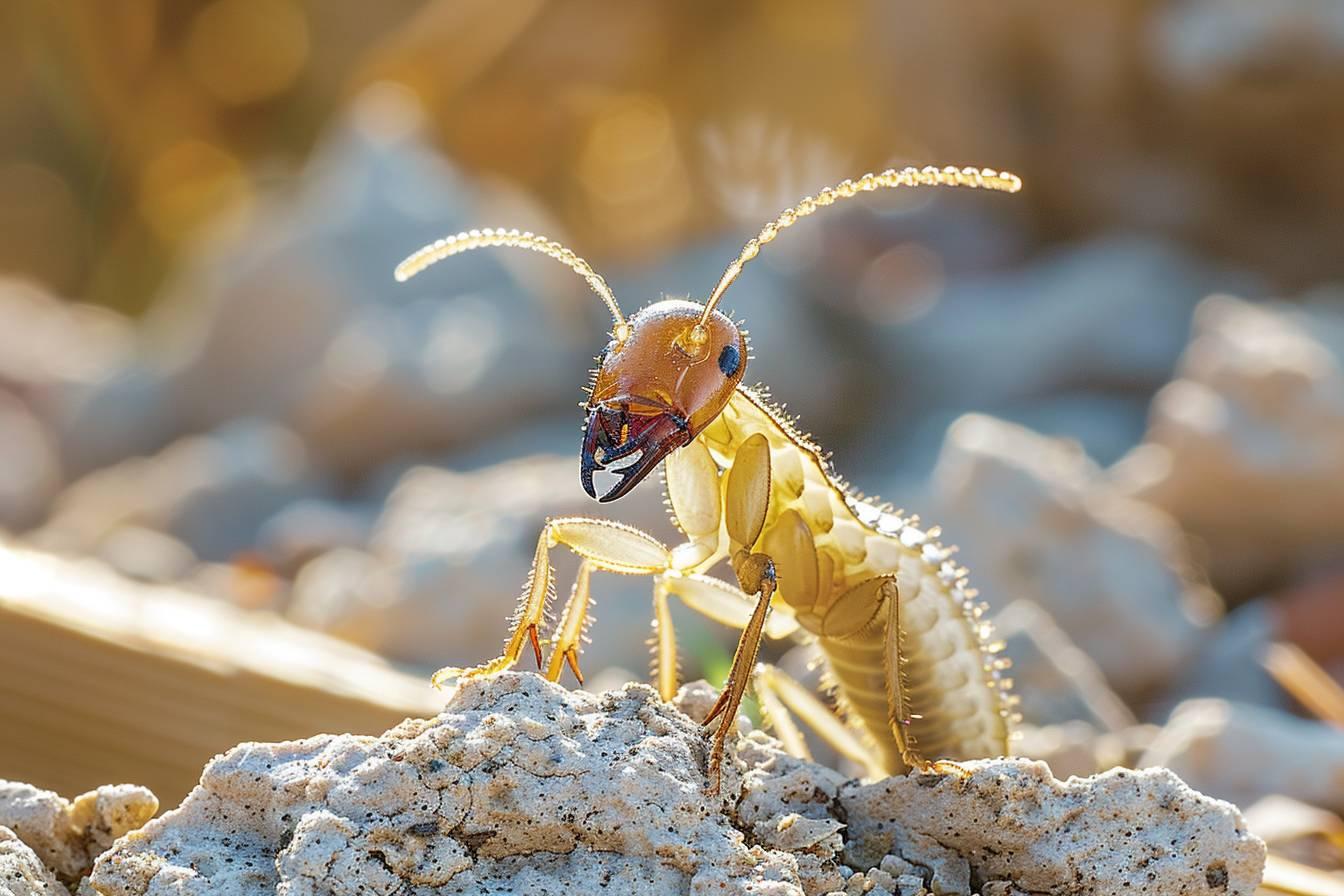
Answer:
395;227;628;334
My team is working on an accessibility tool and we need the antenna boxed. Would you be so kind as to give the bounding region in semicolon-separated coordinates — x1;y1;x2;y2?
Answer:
694;165;1022;337
395;227;630;340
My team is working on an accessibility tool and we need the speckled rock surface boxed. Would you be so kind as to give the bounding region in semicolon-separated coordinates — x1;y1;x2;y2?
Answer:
90;673;811;895
840;761;1264;896
0;827;66;896
0;782;157;888
91;672;1264;896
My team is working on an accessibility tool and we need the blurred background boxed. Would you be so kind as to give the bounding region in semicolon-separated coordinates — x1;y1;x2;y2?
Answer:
2;0;1344;873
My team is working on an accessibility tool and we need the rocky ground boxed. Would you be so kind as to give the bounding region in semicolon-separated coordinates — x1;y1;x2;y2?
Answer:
2;673;1266;896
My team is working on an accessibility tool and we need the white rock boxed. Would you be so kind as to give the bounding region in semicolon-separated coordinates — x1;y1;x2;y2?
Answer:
255;498;376;575
132;85;587;478
1112;295;1344;596
852;236;1260;480
0;781;157;885
1151;0;1344;89
90;672;1264;896
90;673;813;896
0;280;133;400
992;600;1137;730
1159;600;1284;712
0;827;65;896
840;760;1264;896
1141;698;1344;816
0;278;170;480
931;413;1219;701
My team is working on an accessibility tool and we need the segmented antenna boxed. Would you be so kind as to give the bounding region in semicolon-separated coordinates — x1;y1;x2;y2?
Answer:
696;165;1022;332
395;227;629;339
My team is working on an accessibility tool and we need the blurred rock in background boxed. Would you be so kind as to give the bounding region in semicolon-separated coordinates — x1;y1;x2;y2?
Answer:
31;419;326;568
1113;295;1344;601
928;413;1220;709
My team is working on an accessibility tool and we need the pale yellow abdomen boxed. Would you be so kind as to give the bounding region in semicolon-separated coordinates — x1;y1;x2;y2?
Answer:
699;388;1012;774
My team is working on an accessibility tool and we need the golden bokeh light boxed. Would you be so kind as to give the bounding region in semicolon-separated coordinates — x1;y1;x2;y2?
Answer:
185;0;310;106
577;93;691;254
137;139;251;243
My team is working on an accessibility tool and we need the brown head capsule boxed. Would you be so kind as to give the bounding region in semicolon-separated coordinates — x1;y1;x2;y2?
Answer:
392;227;750;502
582;300;747;501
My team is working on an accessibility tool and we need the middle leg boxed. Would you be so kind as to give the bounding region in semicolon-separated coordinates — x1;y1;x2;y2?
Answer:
751;662;884;777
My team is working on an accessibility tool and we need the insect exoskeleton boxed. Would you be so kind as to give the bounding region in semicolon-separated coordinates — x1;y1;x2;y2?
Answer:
396;165;1023;788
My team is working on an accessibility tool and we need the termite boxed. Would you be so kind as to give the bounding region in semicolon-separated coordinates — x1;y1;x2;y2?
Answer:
396;165;1021;785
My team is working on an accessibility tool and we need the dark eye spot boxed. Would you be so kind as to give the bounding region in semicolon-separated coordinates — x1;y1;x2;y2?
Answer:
717;343;741;377
596;344;611;367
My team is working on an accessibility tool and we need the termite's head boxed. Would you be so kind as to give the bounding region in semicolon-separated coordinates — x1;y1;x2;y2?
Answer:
395;168;1020;503
581;299;746;502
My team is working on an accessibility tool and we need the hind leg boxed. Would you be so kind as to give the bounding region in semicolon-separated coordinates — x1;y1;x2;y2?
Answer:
751;662;885;778
881;591;971;778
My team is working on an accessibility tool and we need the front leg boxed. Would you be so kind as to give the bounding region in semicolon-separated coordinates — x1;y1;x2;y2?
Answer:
431;517;671;688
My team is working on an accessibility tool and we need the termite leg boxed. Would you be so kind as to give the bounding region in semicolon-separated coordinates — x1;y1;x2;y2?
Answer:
751;662;884;777
545;561;594;685
703;550;777;789
881;588;971;779
751;663;811;761
651;578;680;702
697;431;780;790
432;517;671;688
651;571;801;701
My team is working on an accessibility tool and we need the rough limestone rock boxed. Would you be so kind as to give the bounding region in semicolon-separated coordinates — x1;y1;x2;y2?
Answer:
840;761;1262;896
0;827;66;896
92;672;1264;896
0;781;157;887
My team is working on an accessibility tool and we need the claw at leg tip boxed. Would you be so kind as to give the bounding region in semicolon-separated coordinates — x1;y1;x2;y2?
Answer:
564;649;585;685
529;626;544;669
430;668;461;689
